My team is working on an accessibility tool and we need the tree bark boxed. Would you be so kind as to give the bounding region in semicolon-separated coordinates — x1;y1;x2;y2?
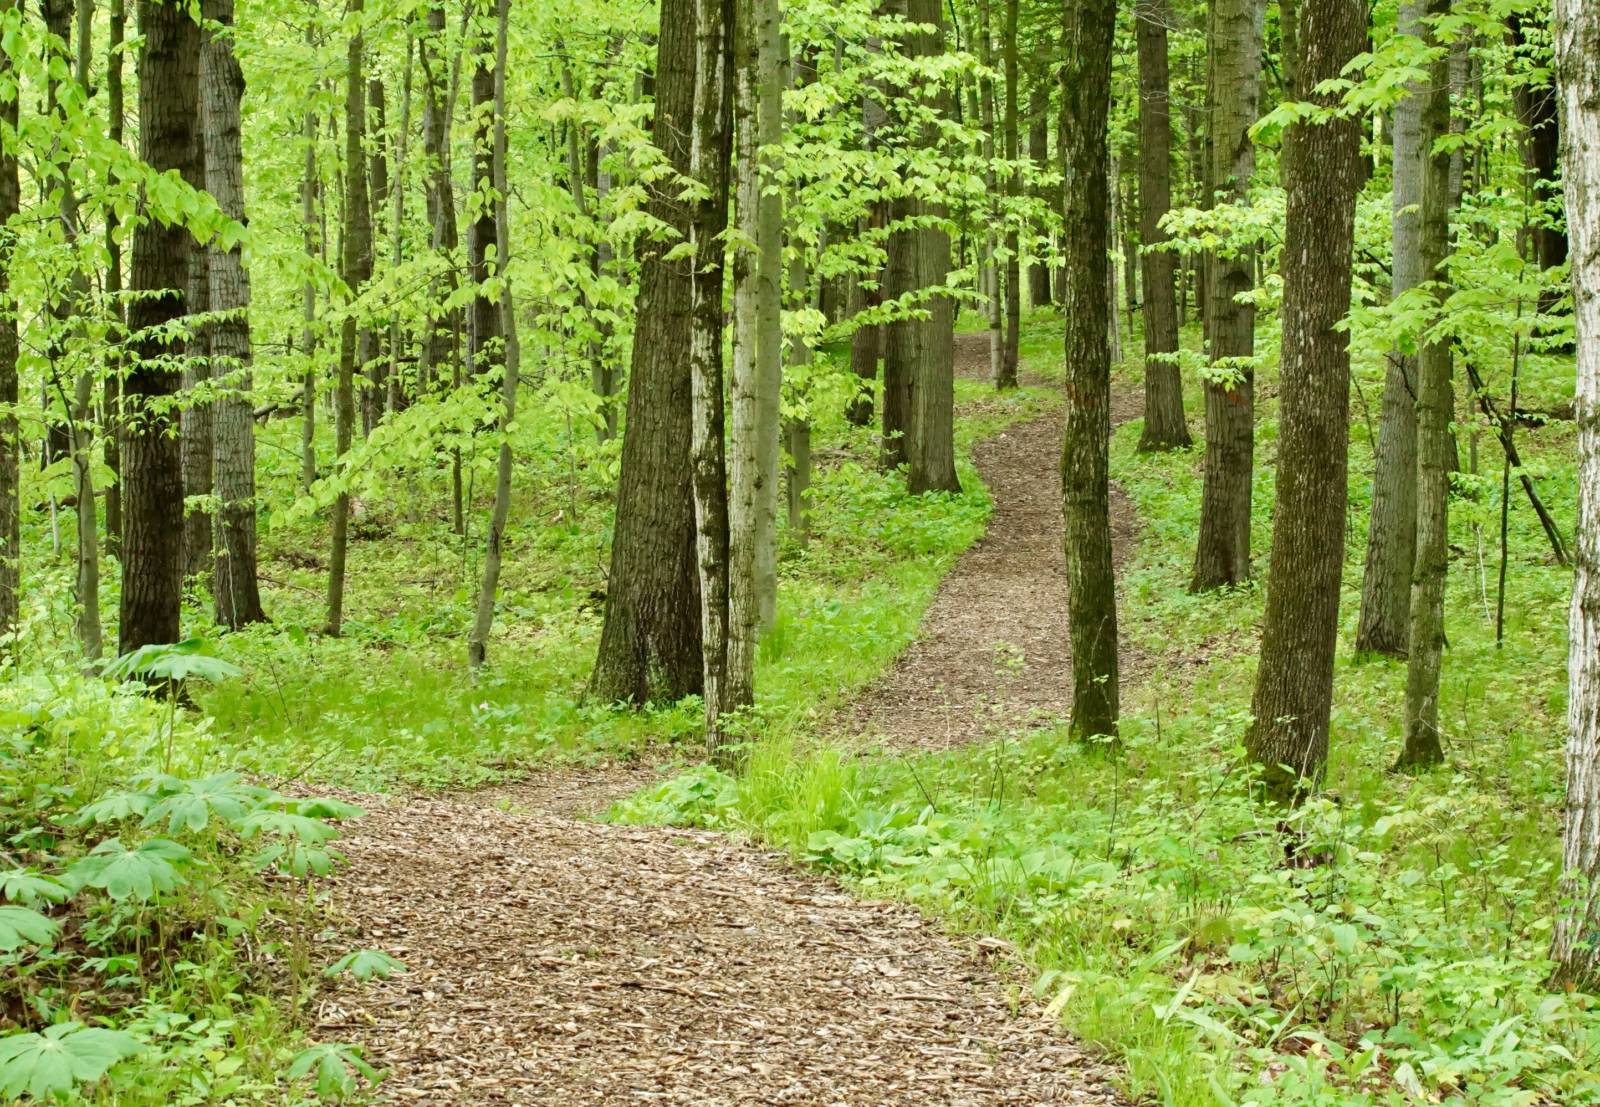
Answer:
301;92;319;493
104;0;125;555
1191;0;1262;591
1398;0;1454;772
1027;75;1052;308
181;118;213;586
202;0;265;629
589;0;705;706
1244;0;1363;802
1135;0;1191;451
122;0;199;654
977;0;1002;386
1509;10;1567;317
1551;0;1600;992
1059;0;1120;743
1356;0;1426;658
325;0;372;637
468;5;501;387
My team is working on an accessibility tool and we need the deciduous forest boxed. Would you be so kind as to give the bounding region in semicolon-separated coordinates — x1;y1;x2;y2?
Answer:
0;0;1597;1101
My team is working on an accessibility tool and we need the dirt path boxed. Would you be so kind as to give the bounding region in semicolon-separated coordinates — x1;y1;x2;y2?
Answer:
317;330;1140;1104
840;333;1141;749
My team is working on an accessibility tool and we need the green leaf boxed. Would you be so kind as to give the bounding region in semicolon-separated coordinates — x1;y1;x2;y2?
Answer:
0;905;60;952
288;1041;378;1099
324;949;406;981
0;870;69;907
67;838;195;902
0;1024;143;1100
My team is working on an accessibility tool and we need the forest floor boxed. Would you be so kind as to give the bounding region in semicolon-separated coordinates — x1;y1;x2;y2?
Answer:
313;335;1137;1105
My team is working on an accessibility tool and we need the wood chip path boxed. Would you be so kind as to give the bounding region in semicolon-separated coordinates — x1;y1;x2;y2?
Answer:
316;329;1150;1104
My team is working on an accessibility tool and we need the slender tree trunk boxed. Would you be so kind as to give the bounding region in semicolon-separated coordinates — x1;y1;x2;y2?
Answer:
1027;76;1052;308
729;0;783;710
468;5;501;387
104;0;125;555
589;0;704;705
387;45;413;415
202;0;264;629
1356;0;1426;657
978;0;1002;386
301;98;319;493
1398;0;1454;771
1510;11;1567;318
0;0;19;642
1244;0;1363;801
468;0;517;671
684;0;736;754
846;209;882;426
181;116;213;586
1000;0;1021;383
1135;0;1191;451
1060;0;1120;743
122;0;198;654
364;75;389;430
1551;0;1600;992
1190;0;1262;591
326;0;372;637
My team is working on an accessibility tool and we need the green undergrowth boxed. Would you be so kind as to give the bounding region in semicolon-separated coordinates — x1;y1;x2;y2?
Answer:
615;313;1592;1105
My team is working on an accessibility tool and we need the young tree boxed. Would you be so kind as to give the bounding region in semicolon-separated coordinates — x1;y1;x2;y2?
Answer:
999;0;1020;385
202;0;265;628
1027;75;1051;308
325;0;372;637
1190;0;1263;591
978;0;1002;385
1551;0;1600;992
589;0;705;705
104;0;126;554
0;0;17;642
467;0;502;386
122;0;199;654
1397;0;1454;771
1059;0;1119;743
1134;0;1191;452
1356;0;1426;658
1244;0;1364;801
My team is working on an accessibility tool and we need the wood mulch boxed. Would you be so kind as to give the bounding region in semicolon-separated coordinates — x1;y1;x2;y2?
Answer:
314;327;1145;1104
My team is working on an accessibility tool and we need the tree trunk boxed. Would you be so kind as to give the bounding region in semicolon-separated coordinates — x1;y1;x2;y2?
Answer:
1135;0;1191;452
468;13;501;387
202;0;264;629
181;118;213;586
1190;0;1262;591
1244;0;1363;802
1356;0;1426;657
387;49;412;416
104;0;125;555
589;0;705;706
1510;10;1567;317
364;76;390;430
999;0;1020;384
0;0;18;641
1551;0;1600;992
977;0;1002;386
418;0;462;410
1059;0;1119;743
325;0;372;637
122;0;198;654
301;94;319;493
1398;0;1454;772
468;0;517;672
1027;76;1052;308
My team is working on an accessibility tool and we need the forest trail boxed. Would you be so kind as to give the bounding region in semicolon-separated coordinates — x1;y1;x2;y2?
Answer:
317;335;1137;1104
840;333;1141;749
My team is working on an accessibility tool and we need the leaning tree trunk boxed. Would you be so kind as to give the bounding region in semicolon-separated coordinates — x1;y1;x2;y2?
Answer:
325;0;372;637
1190;0;1262;591
202;0;265;629
1244;0;1363;803
589;0;705;706
1551;0;1600;992
122;0;198;654
1397;0;1454;772
1059;0;1120;743
1135;0;1191;452
0;0;17;642
1356;0;1426;658
999;0;1021;385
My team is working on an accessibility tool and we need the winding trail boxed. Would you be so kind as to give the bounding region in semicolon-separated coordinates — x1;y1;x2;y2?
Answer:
316;332;1141;1105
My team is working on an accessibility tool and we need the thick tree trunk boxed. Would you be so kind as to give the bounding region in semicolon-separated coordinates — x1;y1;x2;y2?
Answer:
1000;0;1020;383
1244;0;1363;802
1135;0;1191;452
0;0;18;641
202;0;265;629
1551;0;1600;991
325;0;372;637
1027;77;1052;308
1356;0;1426;658
181;121;213;586
729;0;783;709
1510;11;1567;316
1398;0;1454;772
1059;0;1119;743
1190;0;1262;591
122;0;199;654
589;0;704;705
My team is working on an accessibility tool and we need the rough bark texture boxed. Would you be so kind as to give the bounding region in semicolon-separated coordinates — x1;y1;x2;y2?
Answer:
1134;0;1190;452
1244;0;1363;801
1059;0;1120;743
326;0;371;637
202;0;264;628
1549;0;1600;990
0;0;17;640
1398;0;1454;772
589;0;704;706
122;0;198;653
1191;0;1262;591
1356;0;1425;658
181;119;213;586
